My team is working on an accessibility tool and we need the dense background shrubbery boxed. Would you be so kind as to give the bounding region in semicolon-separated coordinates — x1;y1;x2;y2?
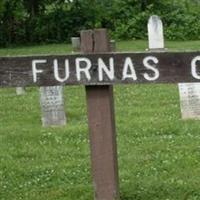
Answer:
0;0;200;46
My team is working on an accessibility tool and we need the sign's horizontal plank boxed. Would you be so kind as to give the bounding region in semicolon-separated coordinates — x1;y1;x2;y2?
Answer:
1;52;200;87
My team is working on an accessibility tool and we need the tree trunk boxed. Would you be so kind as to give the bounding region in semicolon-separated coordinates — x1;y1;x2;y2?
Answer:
24;0;39;17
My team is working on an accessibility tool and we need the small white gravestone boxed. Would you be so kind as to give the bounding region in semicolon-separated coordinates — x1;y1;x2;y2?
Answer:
148;15;164;50
179;83;200;119
71;37;80;52
16;87;26;95
110;40;116;52
40;86;66;127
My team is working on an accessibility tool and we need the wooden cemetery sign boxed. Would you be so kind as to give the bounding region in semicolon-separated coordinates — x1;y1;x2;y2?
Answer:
1;52;200;86
1;28;200;200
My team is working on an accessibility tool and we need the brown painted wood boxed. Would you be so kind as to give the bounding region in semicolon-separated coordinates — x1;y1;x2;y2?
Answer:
81;30;94;53
1;52;200;87
82;29;119;200
94;29;111;52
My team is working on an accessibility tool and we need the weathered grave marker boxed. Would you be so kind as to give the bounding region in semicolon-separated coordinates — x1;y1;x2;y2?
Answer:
81;29;119;200
40;86;66;126
110;40;116;52
179;83;200;119
148;15;164;50
178;84;200;119
71;37;80;52
16;87;26;95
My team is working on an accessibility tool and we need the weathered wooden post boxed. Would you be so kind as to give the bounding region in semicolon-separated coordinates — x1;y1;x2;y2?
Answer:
81;29;120;200
16;87;26;95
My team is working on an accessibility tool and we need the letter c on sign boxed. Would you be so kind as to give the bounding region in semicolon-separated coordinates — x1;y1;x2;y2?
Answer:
191;56;200;79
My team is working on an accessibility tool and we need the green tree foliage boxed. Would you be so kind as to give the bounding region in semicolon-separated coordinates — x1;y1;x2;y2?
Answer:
0;0;200;46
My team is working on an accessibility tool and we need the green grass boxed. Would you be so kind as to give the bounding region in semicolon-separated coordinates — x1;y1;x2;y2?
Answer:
1;41;200;200
117;40;200;51
0;43;73;56
0;40;200;56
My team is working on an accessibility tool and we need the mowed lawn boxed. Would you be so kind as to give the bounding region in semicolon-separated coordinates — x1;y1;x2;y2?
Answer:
1;41;200;200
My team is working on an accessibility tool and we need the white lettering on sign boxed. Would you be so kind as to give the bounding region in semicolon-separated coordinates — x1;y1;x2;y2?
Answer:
191;56;200;80
32;59;47;82
76;58;92;81
30;55;200;83
122;57;137;80
143;56;159;81
54;59;69;82
98;58;114;81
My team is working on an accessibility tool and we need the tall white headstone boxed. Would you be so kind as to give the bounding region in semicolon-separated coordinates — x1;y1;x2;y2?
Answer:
40;86;66;127
148;15;164;50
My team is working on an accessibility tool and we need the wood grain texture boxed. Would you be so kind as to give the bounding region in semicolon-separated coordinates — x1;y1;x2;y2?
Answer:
82;29;119;200
0;52;200;87
80;30;94;53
